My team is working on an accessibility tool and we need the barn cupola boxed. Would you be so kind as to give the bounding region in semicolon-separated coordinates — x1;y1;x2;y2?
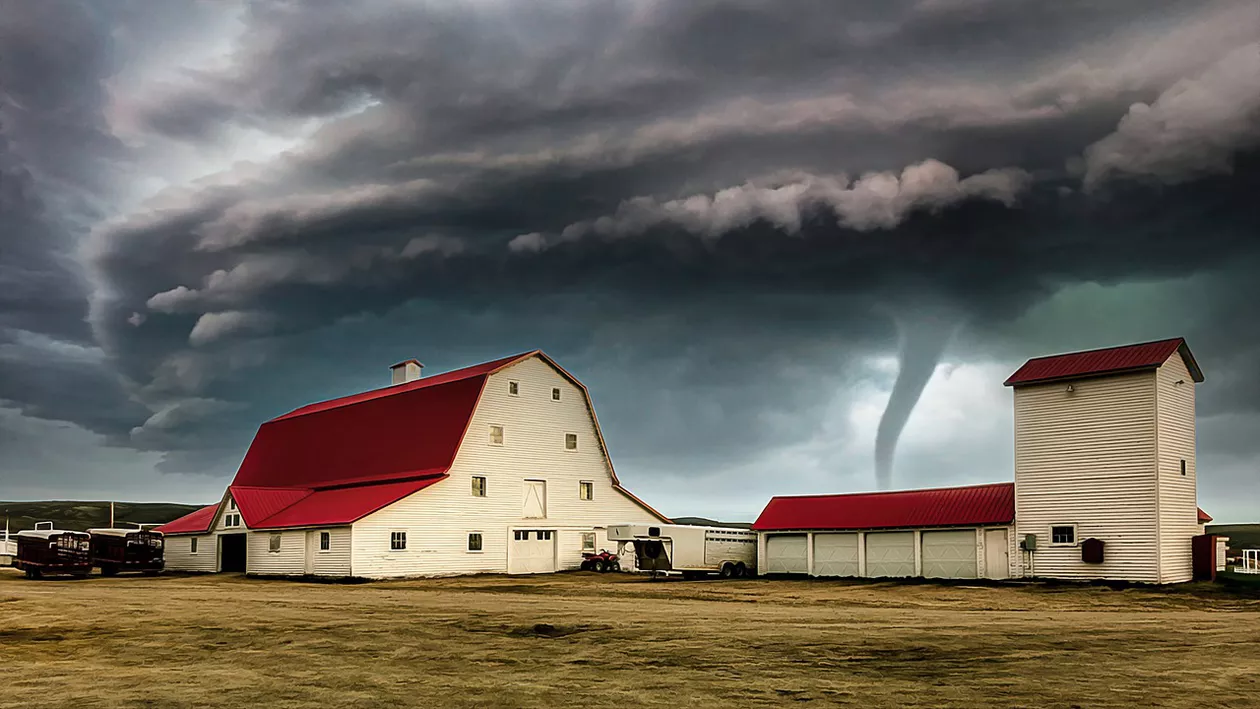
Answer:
390;359;424;385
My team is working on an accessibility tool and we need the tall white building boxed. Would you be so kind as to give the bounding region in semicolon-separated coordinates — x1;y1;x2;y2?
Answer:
157;351;668;579
1007;337;1204;583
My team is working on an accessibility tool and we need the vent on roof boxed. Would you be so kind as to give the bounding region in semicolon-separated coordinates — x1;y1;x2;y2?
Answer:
390;359;424;385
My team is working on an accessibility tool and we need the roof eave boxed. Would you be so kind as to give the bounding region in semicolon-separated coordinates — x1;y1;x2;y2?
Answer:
752;519;1015;532
1003;364;1161;388
1177;341;1206;383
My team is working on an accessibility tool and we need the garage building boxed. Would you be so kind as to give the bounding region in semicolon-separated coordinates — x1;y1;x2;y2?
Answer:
753;482;1016;580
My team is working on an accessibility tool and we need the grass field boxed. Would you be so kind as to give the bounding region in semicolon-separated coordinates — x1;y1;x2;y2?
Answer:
2;570;1258;709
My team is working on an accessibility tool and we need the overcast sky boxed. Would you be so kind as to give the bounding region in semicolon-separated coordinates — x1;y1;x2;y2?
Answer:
2;0;1258;523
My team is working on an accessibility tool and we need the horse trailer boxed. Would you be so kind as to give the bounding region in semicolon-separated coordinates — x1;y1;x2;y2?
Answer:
605;523;757;579
88;528;165;576
14;523;92;579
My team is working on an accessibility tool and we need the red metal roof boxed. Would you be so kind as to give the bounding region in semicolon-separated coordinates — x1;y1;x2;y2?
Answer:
1004;338;1203;387
155;504;219;534
752;482;1015;532
231;487;312;527
275;352;528;421
234;375;488;490
1198;508;1213;523
249;476;446;529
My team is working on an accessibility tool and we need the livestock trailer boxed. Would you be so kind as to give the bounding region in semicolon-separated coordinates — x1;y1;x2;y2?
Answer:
13;523;92;579
88;527;165;576
605;523;757;578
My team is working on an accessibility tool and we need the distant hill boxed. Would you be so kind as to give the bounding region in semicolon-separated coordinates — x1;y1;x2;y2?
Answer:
0;501;207;534
1208;524;1260;550
670;516;753;529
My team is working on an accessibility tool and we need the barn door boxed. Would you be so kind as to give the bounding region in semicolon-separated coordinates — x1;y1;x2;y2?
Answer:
523;480;547;518
984;529;1009;579
304;531;316;575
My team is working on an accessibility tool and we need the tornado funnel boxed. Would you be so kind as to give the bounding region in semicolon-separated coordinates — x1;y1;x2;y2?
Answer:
873;308;961;490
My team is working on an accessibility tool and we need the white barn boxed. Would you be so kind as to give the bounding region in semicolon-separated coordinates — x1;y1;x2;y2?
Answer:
755;337;1214;585
156;351;668;579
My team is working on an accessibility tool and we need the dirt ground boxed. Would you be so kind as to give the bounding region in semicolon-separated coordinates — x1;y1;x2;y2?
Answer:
1;569;1258;709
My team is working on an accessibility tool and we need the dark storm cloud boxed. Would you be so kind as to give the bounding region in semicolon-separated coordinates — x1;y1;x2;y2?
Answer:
3;0;1260;506
0;0;147;441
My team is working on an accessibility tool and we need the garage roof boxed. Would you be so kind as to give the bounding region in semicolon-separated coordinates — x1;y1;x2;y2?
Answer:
1004;337;1203;387
752;482;1015;532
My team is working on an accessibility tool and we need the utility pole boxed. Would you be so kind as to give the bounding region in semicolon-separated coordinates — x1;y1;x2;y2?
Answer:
110;501;115;528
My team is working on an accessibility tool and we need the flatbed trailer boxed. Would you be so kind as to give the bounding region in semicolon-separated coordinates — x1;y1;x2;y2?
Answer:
14;524;92;579
605;523;757;579
88;528;165;576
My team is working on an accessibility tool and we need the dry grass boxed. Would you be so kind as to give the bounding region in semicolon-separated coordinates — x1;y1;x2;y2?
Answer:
2;569;1258;708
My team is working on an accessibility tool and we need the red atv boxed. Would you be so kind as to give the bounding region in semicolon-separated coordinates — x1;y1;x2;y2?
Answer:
579;549;621;573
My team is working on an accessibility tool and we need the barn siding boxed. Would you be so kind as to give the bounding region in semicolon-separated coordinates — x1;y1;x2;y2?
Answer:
1013;371;1159;582
164;534;217;572
248;530;306;576
1156;352;1197;583
351;355;663;579
245;527;352;577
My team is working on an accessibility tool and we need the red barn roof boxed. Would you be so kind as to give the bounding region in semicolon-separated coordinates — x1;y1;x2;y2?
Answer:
156;504;220;534
157;350;667;534
1198;508;1213;524
752;482;1015;532
1004;338;1203;387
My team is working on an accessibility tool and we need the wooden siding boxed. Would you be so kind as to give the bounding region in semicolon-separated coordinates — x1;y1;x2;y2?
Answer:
1013;371;1160;582
247;530;305;576
351;355;663;579
163;534;217;572
1155;352;1197;583
245;527;352;577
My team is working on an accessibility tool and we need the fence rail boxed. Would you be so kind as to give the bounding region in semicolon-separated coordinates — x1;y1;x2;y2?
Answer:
1238;549;1260;574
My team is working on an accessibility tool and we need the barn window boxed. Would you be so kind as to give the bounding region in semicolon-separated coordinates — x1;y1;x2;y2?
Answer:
190;538;199;554
538;531;552;541
228;498;236;511
269;534;282;553
1051;525;1076;545
552;387;561;401
319;531;330;552
508;381;519;396
1181;459;1187;476
581;533;596;552
224;513;241;528
468;533;483;552
472;475;487;497
390;531;407;550
489;425;504;445
579;481;593;501
565;433;578;451
514;530;526;541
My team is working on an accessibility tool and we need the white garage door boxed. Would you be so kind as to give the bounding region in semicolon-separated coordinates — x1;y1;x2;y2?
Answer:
865;531;915;577
509;529;556;574
812;534;859;577
765;534;808;574
922;530;977;579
